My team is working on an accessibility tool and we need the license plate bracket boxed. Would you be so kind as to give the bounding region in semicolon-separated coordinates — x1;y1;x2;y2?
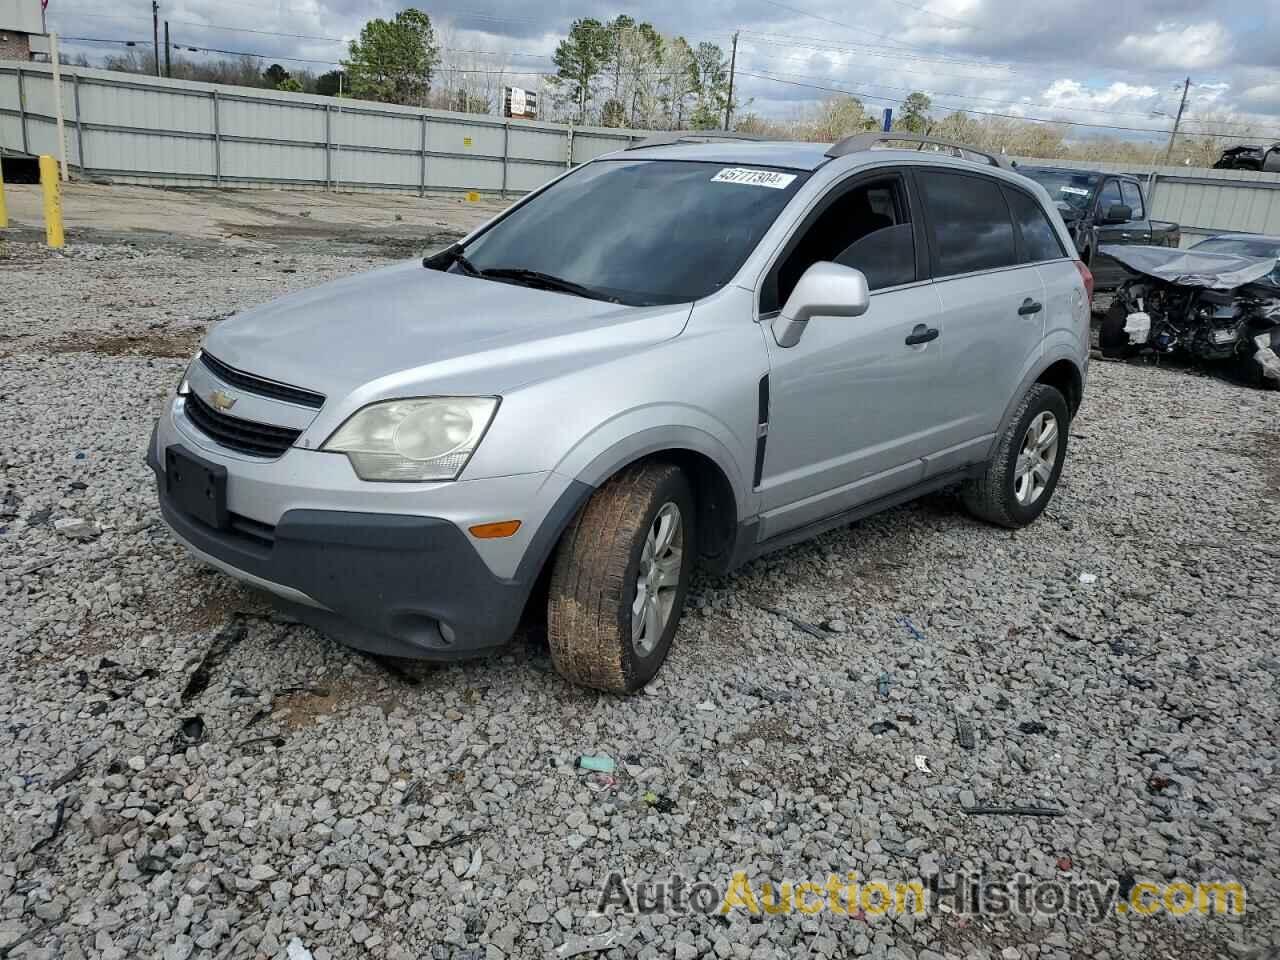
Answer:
165;445;228;530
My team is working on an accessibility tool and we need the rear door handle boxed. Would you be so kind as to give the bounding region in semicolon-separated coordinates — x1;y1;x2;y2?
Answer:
1018;299;1043;316
905;324;939;346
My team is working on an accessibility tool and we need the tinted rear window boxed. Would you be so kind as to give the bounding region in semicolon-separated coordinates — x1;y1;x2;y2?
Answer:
918;170;1017;276
1004;187;1067;263
461;159;808;306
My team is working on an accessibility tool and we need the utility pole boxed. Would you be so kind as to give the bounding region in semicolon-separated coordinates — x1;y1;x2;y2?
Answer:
1164;77;1190;164
164;21;172;78
724;31;738;130
152;1;161;78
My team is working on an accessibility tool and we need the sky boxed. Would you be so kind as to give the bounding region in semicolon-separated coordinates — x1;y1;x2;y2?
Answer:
45;0;1280;144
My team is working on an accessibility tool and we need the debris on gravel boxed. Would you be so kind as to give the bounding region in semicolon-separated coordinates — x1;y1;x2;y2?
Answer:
1;216;1278;960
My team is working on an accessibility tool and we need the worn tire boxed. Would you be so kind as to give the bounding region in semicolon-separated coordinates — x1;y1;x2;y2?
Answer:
547;462;695;694
962;383;1070;529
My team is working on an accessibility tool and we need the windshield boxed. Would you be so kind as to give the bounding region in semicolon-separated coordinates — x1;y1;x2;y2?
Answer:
1192;237;1280;260
1018;169;1100;213
456;159;809;306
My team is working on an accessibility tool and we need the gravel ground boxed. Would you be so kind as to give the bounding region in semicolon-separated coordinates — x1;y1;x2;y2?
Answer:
1;212;1279;960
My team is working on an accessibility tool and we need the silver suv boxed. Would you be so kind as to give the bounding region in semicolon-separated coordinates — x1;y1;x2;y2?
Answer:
148;132;1092;693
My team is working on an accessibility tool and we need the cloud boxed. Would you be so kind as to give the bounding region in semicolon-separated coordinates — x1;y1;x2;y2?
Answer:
1115;21;1232;71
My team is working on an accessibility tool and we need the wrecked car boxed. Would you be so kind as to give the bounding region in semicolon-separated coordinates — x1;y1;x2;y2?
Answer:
1098;242;1280;388
1214;143;1280;172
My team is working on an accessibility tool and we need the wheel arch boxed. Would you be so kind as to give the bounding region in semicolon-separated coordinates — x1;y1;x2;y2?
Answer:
988;352;1085;460
1036;357;1084;416
570;428;745;571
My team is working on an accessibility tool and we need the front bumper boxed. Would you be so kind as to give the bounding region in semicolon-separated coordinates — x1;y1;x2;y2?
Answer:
147;419;591;659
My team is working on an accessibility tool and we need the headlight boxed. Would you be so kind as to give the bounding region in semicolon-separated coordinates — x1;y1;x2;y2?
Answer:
322;397;499;482
177;350;201;396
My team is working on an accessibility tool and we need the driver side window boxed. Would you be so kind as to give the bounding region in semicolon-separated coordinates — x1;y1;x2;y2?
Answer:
1097;179;1125;217
762;175;917;314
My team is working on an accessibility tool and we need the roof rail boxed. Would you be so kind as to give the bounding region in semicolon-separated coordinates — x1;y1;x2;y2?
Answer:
825;132;1011;168
625;130;768;150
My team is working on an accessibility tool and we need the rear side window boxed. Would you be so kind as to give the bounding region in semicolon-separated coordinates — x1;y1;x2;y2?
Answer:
1120;181;1145;219
1004;187;1067;263
917;170;1017;276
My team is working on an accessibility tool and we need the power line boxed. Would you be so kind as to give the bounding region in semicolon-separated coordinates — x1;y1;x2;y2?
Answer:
759;0;942;53
62;36;555;76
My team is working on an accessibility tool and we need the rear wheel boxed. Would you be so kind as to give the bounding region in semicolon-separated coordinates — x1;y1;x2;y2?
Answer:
963;384;1070;528
547;462;695;693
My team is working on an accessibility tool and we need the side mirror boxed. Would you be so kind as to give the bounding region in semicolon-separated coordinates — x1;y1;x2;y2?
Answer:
771;262;870;348
1102;203;1132;224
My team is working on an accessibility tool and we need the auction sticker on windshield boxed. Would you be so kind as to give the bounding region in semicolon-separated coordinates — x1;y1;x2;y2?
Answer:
711;168;798;189
1060;186;1091;196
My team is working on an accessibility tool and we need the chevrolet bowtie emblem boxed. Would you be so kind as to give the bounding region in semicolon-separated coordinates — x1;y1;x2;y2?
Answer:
209;389;238;412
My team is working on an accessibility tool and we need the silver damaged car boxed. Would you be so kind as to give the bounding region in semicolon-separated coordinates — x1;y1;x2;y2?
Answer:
148;132;1092;693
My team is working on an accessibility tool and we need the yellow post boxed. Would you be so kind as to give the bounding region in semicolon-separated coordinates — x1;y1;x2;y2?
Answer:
0;158;8;229
39;155;64;248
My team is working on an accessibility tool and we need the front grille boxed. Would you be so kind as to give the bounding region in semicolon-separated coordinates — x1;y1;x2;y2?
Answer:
184;392;301;458
200;352;325;409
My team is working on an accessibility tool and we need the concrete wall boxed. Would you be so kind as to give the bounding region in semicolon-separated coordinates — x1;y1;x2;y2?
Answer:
0;60;647;196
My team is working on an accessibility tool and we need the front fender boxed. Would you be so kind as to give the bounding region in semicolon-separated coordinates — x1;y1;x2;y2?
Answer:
554;408;754;522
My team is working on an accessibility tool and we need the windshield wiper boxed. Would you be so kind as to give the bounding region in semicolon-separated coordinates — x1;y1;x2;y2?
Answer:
478;267;618;303
422;243;480;276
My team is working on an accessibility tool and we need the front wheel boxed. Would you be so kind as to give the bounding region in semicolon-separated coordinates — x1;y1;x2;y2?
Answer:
547;462;695;693
962;384;1070;529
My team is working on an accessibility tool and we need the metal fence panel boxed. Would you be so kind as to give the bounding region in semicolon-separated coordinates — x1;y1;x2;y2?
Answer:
334;109;417;152
222;139;324;182
77;78;213;136
508;125;563;164
331;147;417;188
220;96;324;143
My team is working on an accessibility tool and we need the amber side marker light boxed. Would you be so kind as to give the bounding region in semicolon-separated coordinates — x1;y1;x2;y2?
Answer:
469;520;522;539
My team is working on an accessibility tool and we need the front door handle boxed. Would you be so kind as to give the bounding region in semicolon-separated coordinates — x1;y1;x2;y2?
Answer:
905;324;939;346
1018;299;1043;316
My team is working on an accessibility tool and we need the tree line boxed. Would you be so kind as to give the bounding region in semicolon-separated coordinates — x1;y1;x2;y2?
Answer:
85;7;1268;165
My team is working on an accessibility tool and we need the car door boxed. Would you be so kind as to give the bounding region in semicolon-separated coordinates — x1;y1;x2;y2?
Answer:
1120;181;1153;243
1003;182;1086;370
913;167;1045;469
1089;178;1135;289
755;169;943;539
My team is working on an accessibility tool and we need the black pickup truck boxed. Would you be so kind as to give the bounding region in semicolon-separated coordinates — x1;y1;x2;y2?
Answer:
1016;166;1181;291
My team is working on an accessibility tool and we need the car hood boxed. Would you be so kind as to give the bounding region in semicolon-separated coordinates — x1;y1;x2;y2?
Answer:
202;260;692;398
1100;244;1279;290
